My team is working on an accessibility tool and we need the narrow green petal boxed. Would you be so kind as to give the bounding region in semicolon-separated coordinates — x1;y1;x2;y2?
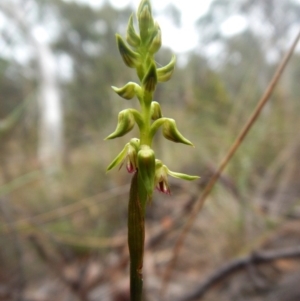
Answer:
106;144;128;172
167;169;200;181
126;14;141;48
148;22;161;54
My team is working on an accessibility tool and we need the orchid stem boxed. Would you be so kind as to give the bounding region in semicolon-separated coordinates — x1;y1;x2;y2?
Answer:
128;171;147;301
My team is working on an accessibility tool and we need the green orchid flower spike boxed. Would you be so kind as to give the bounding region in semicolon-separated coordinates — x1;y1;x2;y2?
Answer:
105;1;199;299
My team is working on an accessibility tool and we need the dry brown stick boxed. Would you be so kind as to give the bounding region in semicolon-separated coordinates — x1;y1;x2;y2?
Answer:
176;246;300;301
160;29;300;298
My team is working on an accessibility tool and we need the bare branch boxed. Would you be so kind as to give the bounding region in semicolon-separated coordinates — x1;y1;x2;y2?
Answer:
176;246;300;301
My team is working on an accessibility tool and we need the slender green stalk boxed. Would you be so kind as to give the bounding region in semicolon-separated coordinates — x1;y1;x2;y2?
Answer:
128;172;146;300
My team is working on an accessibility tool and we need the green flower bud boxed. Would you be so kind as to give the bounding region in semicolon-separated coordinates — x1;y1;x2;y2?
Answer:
138;0;154;41
148;22;162;54
142;62;157;93
137;145;155;196
157;54;176;82
126;14;141;48
162;118;194;146
116;34;140;68
150;101;162;120
112;82;141;100
137;0;152;16
105;109;135;140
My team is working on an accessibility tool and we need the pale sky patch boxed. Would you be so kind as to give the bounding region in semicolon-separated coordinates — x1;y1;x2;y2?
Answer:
62;0;247;52
221;15;248;37
74;0;213;53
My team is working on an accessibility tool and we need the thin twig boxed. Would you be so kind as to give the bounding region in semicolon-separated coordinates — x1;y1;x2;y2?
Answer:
160;29;300;297
176;246;300;301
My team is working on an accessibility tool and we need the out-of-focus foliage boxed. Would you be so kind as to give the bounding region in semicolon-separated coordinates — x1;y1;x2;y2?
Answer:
0;58;31;119
39;1;135;137
197;0;300;47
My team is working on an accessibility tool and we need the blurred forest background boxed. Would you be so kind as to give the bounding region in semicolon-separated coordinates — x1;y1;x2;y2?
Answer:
1;0;300;300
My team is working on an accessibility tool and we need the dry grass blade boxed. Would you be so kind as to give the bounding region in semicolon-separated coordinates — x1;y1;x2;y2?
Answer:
160;29;300;298
0;184;129;235
52;232;126;249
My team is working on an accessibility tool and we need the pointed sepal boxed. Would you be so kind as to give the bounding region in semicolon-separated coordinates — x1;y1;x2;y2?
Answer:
137;145;155;196
116;34;140;68
105;109;135;140
126;14;141;48
106;143;129;172
148;22;162;54
157;55;176;82
112;82;141;100
162;118;194;146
